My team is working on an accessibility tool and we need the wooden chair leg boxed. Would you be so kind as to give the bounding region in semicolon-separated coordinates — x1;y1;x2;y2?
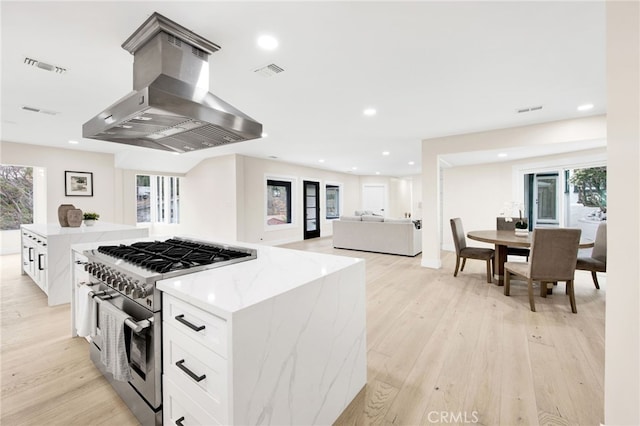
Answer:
504;270;511;295
454;256;461;277
485;260;492;283
461;258;467;271
591;271;600;289
528;278;536;312
540;281;547;298
568;280;577;313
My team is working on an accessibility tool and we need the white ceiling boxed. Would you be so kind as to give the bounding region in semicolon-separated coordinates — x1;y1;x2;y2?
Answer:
1;1;606;176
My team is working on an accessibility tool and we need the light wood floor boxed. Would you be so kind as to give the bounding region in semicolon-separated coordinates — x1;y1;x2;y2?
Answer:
1;238;605;425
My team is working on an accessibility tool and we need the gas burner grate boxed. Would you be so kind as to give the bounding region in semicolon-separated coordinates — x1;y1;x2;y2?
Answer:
96;238;253;274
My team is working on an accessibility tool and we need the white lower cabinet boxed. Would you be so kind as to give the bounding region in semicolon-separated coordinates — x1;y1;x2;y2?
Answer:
163;294;228;425
21;229;47;293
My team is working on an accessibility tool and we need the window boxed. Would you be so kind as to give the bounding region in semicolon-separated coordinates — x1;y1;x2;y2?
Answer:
137;174;180;224
1;165;33;230
266;179;292;226
326;184;341;219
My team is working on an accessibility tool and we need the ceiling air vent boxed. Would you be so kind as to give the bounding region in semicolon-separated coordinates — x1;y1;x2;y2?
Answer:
21;105;59;115
517;105;543;113
24;57;67;74
253;63;285;78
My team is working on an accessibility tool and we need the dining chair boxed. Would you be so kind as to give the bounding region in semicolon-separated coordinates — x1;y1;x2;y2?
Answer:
450;218;495;283
576;222;607;289
504;228;581;313
496;217;530;260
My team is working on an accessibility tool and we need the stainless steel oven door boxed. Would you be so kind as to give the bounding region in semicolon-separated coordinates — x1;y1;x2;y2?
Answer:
90;285;162;410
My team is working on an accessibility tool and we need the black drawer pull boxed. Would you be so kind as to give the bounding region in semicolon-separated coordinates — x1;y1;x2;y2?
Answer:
175;416;185;426
38;254;45;270
176;359;206;382
28;247;34;262
175;314;205;332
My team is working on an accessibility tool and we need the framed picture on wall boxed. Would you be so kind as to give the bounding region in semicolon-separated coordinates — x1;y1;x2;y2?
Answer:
65;171;93;196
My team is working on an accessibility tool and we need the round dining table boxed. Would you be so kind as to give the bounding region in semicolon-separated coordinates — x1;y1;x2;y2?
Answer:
467;230;594;287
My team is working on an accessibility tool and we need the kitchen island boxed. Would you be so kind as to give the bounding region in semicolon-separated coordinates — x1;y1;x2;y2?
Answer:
21;222;148;305
71;237;367;425
158;243;367;425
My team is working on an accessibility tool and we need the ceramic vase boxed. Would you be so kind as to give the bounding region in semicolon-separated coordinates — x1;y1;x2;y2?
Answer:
66;209;83;227
58;204;75;227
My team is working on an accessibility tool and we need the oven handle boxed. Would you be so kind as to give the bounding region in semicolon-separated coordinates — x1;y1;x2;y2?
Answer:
89;291;153;334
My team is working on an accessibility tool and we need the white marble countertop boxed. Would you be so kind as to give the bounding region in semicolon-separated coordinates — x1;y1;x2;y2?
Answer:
22;222;145;237
157;243;363;318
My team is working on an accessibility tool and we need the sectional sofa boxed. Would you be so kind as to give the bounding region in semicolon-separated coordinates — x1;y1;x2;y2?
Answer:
332;215;422;256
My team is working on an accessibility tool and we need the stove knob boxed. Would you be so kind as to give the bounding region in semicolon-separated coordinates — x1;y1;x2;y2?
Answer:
123;283;133;295
115;278;125;291
131;286;142;299
84;263;92;272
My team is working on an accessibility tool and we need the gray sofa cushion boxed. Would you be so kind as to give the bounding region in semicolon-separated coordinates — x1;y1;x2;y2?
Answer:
362;215;384;222
383;218;412;223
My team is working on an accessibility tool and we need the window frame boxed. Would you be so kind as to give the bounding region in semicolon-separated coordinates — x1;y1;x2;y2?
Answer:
136;174;180;225
325;182;343;220
265;175;297;230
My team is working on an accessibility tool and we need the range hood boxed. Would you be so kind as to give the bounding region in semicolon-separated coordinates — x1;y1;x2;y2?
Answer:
83;12;262;153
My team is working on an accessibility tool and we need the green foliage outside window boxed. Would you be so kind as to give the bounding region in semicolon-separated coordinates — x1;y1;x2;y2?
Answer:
570;166;607;212
0;165;34;230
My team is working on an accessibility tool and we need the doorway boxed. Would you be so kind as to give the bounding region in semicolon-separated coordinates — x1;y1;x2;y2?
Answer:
303;180;320;239
532;173;560;227
362;184;387;216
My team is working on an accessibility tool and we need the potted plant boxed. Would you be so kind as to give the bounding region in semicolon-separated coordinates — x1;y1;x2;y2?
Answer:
83;212;100;226
515;210;528;236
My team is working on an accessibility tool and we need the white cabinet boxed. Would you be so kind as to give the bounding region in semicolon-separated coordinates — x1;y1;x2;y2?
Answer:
20;223;148;306
21;229;47;293
162;294;229;425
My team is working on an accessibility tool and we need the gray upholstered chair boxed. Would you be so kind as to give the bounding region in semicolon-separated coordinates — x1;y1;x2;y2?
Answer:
504;228;581;313
496;217;530;259
450;218;495;283
576;222;607;289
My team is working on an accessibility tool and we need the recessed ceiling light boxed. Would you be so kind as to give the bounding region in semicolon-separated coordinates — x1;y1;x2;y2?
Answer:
577;103;594;111
68;140;79;144
408;161;415;166
257;35;278;50
173;152;180;156
498;153;508;158
261;132;268;138
375;172;380;175
318;159;325;163
382;151;390;156
352;166;358;170
363;108;377;116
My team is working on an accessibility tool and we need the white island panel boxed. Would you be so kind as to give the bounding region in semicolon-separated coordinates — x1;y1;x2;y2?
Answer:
231;260;366;425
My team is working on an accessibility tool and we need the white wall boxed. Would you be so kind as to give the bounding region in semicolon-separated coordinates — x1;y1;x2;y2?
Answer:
239;156;361;245
421;115;607;268
440;147;607;252
1;141;120;253
179;154;240;242
605;1;639;423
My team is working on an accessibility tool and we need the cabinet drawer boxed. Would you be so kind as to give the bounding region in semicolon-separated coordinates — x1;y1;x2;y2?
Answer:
164;375;224;426
163;322;228;421
163;294;227;358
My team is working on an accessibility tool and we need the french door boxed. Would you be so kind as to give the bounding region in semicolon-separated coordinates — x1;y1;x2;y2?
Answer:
532;173;559;226
303;181;320;239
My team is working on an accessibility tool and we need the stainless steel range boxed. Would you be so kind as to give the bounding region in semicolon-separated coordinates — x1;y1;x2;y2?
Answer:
82;237;256;425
